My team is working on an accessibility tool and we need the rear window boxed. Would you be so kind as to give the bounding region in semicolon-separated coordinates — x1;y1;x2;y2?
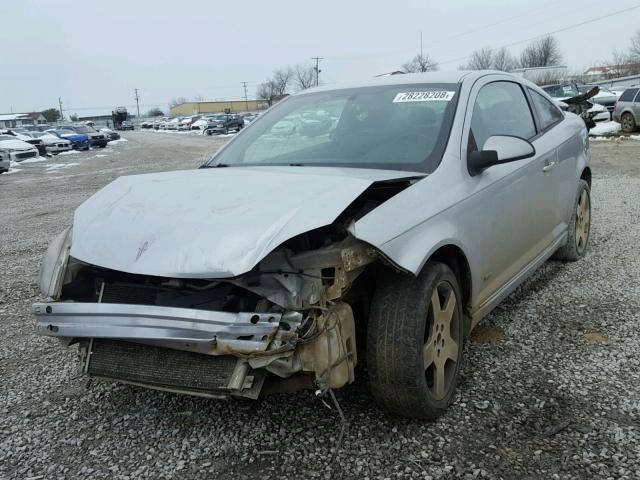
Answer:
619;88;639;102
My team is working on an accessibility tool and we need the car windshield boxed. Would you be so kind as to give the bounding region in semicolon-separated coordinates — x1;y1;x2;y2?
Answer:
543;84;579;98
204;83;460;172
57;130;75;135
0;135;16;140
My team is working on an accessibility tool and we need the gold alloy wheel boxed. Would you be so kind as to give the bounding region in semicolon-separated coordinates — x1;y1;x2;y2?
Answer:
423;282;460;400
576;189;591;254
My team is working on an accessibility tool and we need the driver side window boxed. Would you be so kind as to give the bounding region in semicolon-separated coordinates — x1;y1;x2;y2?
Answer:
468;81;536;156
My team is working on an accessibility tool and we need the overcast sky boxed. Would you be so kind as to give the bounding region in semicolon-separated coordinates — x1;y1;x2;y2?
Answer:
1;0;639;117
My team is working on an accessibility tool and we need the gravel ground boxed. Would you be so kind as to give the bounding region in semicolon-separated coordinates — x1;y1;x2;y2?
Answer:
1;132;639;480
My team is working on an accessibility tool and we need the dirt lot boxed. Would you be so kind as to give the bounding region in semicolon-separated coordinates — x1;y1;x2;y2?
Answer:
1;132;639;480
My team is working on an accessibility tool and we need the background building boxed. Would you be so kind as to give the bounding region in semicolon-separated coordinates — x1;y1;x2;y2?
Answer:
170;99;269;116
0;112;47;129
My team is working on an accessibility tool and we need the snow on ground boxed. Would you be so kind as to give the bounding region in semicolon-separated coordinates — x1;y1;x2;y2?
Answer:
0;168;22;175
108;138;128;144
20;156;49;164
590;121;621;136
45;162;79;172
57;150;81;156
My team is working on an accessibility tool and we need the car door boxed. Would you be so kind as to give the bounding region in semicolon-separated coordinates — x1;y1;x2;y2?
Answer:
462;79;554;305
527;87;578;240
633;90;640;119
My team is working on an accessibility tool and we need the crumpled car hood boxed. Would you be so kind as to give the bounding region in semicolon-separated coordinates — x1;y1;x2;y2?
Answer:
70;166;422;278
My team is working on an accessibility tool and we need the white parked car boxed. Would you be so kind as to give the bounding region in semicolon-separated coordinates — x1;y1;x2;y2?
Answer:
0;134;39;162
27;132;73;155
542;84;609;123
165;118;181;130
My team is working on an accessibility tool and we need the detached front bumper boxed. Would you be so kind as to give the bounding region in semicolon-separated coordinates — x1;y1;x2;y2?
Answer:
33;302;298;355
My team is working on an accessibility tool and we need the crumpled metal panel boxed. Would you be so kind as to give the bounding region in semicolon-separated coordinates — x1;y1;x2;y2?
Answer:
70;166;422;278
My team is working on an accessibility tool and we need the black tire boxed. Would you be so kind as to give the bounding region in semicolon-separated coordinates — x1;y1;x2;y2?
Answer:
621;113;637;133
367;261;465;419
205;129;213;136
553;179;591;261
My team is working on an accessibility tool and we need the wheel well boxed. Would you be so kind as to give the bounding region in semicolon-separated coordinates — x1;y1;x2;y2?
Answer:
428;245;472;316
581;167;592;188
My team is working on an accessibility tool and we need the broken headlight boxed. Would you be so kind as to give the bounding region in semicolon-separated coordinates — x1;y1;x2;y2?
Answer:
39;227;72;299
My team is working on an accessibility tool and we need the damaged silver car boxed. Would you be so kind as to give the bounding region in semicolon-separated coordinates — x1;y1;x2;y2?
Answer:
34;71;592;419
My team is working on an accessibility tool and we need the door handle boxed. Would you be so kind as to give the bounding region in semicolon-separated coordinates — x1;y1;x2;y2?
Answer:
542;161;556;172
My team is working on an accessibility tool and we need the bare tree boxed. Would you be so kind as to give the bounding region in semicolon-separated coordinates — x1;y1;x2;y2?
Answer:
492;47;516;72
294;64;315;90
168;97;188;109
256;68;294;105
402;53;438;73
256;81;277;102
272;68;293;95
518;36;563;68
462;47;494;70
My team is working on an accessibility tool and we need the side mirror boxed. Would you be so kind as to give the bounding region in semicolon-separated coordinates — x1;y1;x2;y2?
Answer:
468;135;535;176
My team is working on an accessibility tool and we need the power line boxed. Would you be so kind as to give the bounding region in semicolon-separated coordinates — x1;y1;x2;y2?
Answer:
438;3;640;66
428;0;567;47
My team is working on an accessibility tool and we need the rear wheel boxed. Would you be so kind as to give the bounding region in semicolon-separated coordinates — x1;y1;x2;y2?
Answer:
621;113;637;133
367;261;464;419
553;179;591;261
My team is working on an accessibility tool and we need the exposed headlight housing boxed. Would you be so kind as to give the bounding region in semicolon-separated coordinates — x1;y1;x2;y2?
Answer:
39;227;72;299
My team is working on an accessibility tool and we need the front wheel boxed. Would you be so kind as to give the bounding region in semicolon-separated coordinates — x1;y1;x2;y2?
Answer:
621;113;637;133
553;179;591;261
367;261;464;419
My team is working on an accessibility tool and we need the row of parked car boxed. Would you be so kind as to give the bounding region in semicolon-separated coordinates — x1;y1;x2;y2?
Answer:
0;123;122;173
542;82;640;132
140;112;260;135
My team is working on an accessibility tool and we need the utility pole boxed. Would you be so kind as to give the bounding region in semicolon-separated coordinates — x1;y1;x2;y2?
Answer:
134;88;140;120
58;97;64;121
241;82;249;112
312;57;323;87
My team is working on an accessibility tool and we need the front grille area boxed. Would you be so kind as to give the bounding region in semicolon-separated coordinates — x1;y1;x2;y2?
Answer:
101;283;157;305
87;339;237;392
15;151;37;159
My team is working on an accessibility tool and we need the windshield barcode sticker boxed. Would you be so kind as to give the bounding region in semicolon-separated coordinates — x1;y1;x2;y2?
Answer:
393;91;456;103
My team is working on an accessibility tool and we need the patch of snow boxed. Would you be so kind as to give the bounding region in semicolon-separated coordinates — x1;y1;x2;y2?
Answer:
589;121;621;137
1;168;22;175
109;138;128;144
630;135;640;141
20;155;50;164
57;150;80;156
94;154;107;158
45;162;79;172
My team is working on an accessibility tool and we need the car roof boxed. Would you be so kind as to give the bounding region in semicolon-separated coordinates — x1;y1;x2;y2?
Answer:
294;70;511;96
